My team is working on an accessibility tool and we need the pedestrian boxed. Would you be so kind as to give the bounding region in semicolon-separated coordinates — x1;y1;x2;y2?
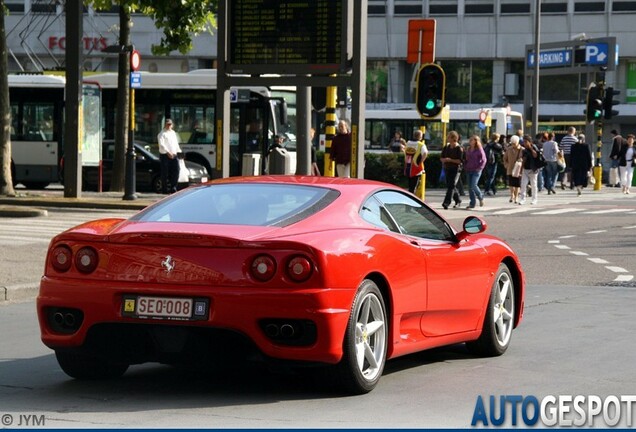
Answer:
310;127;321;176
404;129;428;193
608;129;624;188
570;134;593;196
157;118;181;194
558;126;577;189
503;135;523;204
388;131;406;153
483;132;503;196
330;120;352;178
440;131;464;209
518;135;541;205
619;134;636;194
463;135;486;209
266;133;285;174
541;132;560;195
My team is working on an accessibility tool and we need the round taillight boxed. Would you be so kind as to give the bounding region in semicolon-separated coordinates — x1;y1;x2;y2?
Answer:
250;254;276;282
75;247;99;274
286;256;313;283
51;245;72;272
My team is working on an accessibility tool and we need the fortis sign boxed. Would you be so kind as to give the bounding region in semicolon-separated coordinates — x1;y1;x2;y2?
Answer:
48;36;110;51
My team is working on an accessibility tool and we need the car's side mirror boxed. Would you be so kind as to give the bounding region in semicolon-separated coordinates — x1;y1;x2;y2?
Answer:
455;216;487;242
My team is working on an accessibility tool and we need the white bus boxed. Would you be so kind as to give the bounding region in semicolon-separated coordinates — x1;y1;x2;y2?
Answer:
8;74;68;189
88;69;288;177
365;107;524;151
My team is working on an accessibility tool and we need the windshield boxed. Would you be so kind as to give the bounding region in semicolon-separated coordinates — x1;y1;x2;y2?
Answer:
131;183;339;226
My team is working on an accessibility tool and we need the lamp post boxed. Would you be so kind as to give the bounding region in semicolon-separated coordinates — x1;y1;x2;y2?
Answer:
102;44;137;200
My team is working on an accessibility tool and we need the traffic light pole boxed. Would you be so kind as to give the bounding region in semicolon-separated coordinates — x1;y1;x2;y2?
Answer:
593;119;603;191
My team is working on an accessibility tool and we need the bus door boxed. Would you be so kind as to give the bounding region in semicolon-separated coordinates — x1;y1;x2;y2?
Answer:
11;101;59;188
170;105;216;175
229;104;272;177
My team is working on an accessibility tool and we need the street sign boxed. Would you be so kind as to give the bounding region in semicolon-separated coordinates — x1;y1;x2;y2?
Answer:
130;72;141;88
229;88;238;103
407;19;436;64
585;43;609;65
527;49;572;68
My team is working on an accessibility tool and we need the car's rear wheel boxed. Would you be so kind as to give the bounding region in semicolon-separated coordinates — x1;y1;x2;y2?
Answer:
467;263;515;356
335;279;387;394
55;350;128;380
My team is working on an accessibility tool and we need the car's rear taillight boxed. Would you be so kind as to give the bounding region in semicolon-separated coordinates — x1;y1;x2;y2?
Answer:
51;245;72;272
75;247;99;273
250;254;276;282
286;255;314;282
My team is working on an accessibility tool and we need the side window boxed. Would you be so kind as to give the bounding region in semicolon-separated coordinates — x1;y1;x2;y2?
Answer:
375;191;454;241
360;196;399;232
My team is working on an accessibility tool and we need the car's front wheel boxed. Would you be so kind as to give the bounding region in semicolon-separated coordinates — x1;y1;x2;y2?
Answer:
467;263;515;356
55;350;129;380
335;279;388;394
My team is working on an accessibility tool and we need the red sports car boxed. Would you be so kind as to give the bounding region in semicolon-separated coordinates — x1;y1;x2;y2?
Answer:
37;176;525;394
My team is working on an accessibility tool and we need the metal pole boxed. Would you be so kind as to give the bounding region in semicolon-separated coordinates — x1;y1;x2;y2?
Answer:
532;0;541;137
123;85;137;200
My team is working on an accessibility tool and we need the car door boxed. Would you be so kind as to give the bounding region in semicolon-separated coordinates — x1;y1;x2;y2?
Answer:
375;191;489;336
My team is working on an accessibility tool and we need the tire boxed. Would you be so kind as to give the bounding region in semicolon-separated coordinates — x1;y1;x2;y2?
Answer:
335;279;388;394
22;182;49;190
467;263;515;357
151;175;163;194
55;350;128;380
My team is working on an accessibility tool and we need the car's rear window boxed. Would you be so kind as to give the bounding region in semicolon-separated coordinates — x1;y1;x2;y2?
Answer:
131;183;339;226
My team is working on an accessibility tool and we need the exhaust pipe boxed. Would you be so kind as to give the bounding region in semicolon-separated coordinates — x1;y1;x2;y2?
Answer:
265;323;280;337
280;324;295;338
64;313;76;327
53;312;65;326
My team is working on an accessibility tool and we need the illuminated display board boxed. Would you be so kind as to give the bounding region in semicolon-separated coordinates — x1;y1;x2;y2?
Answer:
227;0;350;75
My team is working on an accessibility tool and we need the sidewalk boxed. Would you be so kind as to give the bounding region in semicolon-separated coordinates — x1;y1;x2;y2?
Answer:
0;189;164;217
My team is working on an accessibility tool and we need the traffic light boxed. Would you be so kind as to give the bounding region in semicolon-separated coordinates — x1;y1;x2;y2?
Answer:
585;83;603;123
603;87;620;120
416;63;445;119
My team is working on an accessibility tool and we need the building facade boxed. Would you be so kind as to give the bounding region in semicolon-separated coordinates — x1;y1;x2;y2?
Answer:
5;0;636;132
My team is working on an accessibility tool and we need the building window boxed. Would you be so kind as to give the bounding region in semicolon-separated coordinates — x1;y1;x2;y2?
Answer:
541;2;568;13
612;1;636;11
574;2;605;12
394;5;423;15
367;61;389;103
429;2;458;15
440;60;493;105
465;2;494;14
501;2;531;14
368;0;386;15
368;5;386;15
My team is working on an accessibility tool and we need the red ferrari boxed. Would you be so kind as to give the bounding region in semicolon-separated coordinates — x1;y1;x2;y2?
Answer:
37;176;525;394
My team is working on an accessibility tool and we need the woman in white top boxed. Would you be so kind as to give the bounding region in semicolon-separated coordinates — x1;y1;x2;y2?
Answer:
619;134;636;194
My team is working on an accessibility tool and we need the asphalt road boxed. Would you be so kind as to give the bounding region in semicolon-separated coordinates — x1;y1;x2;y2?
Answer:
1;187;636;428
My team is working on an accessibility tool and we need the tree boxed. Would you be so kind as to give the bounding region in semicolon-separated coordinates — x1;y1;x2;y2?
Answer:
87;0;217;191
0;1;15;197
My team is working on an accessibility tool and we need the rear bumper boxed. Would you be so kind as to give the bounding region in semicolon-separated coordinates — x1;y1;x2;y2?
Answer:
37;277;355;365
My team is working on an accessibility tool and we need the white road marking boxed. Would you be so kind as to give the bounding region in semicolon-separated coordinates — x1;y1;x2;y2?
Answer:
606;266;629;273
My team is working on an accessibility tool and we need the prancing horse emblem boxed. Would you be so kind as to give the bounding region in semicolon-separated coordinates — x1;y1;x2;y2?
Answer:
161;255;175;274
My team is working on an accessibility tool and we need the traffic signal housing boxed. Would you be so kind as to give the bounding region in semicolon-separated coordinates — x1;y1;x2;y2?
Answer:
603;87;620;120
416;63;445;119
585;83;603;123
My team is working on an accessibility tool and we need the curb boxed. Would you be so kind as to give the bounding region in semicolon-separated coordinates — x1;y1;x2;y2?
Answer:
1;282;40;303
0;205;48;217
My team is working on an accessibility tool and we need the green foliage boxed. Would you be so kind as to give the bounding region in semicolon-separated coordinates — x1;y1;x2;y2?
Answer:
87;0;217;55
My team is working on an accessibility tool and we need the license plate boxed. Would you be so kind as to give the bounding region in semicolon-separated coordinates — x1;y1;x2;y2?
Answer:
122;295;209;321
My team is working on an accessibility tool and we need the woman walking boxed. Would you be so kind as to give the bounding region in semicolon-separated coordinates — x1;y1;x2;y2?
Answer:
503;135;523;204
440;131;464;209
619;134;636;194
463;135;487;209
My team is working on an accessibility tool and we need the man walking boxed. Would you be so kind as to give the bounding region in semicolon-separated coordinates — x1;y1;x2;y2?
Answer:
558;126;578;189
157;118;181;194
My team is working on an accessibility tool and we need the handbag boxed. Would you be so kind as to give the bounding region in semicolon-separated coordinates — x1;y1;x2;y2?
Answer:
512;160;523;178
178;158;189;183
556;153;566;173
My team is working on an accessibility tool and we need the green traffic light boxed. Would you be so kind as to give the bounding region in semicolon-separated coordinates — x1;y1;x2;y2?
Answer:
425;99;435;110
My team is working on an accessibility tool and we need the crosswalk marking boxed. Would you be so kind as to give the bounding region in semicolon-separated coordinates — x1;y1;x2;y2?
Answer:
530;208;587;215
0;210;134;247
582;209;634;215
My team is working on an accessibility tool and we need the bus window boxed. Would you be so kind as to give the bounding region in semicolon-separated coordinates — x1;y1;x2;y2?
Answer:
23;104;55;141
134;103;164;146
